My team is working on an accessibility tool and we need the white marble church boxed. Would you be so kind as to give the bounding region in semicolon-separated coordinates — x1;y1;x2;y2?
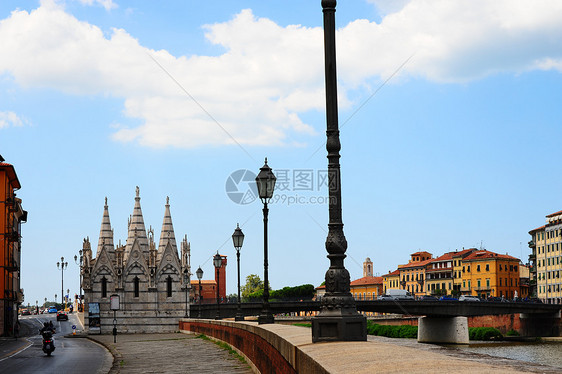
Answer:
81;187;191;333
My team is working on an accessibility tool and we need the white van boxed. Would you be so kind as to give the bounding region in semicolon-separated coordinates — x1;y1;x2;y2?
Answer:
384;289;414;300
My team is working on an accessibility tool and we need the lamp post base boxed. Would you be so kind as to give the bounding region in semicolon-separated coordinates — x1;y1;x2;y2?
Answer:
258;312;274;324
311;314;367;342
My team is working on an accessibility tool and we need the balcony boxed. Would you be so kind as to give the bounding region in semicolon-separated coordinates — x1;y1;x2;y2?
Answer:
528;240;536;248
5;256;19;272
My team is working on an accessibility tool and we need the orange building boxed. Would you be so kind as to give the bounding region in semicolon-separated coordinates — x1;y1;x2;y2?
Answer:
1;158;26;336
398;251;433;298
461;250;521;299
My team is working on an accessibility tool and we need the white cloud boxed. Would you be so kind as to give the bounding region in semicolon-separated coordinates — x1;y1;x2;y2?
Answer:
339;0;562;83
0;1;561;147
0;111;27;128
74;0;117;11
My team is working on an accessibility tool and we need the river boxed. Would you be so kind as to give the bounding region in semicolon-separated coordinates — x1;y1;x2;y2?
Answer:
453;341;562;369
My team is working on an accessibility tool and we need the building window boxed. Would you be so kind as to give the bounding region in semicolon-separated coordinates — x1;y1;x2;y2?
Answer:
485;264;489;271
467;266;471;272
477;279;481;289
477;265;480;272
166;276;172;297
101;277;107;298
134;276;140;297
486;279;490;288
499;278;502;286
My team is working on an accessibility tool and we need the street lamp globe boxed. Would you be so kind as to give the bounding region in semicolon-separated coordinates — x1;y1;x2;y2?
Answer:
232;223;244;250
213;252;222;269
255;158;276;202
196;266;203;281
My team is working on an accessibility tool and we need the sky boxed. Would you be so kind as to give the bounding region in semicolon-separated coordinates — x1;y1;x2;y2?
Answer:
1;0;561;307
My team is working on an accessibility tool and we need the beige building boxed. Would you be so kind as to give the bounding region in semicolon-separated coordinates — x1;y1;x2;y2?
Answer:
529;210;562;304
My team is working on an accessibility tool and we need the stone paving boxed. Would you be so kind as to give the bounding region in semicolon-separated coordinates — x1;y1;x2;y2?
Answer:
88;333;253;374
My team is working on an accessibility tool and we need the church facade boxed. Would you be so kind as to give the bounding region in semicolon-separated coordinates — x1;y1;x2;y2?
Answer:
81;187;191;333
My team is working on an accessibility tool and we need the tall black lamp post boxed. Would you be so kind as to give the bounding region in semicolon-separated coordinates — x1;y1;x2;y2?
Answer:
196;266;203;318
311;0;367;342
213;253;222;320
232;223;245;321
57;257;68;310
74;250;83;310
255;158;276;324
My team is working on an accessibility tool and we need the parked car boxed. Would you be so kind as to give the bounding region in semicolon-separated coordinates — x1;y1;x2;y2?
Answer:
439;296;458;301
56;310;68;321
487;297;506;303
419;295;438;301
20;309;31;316
377;294;393;300
459;295;480;302
384;289;415;300
48;307;58;313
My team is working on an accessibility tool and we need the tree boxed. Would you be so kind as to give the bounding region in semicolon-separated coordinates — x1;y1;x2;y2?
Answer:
241;274;264;299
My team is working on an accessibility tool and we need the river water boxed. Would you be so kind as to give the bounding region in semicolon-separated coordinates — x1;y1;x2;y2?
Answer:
453;341;562;369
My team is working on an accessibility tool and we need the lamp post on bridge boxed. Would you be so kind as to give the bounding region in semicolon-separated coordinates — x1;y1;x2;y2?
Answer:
57;257;68;311
196;266;203;318
311;0;366;342
213;253;222;320
255;158;276;325
232;223;245;321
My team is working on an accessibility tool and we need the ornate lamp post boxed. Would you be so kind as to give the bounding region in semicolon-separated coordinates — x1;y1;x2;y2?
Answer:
232;223;245;321
74;250;83;309
57;257;68;310
213;253;222;320
196;266;203;318
255;158;276;324
311;0;367;342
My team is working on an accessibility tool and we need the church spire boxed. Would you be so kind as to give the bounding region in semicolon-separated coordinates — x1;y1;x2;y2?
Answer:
125;186;149;255
158;196;178;257
96;197;114;256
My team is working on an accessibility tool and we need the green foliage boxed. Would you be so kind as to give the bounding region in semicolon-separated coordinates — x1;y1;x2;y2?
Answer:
366;321;418;339
506;329;520;336
270;284;315;300
292;323;311;328
468;327;503;341
241;274;264;299
451;289;461;298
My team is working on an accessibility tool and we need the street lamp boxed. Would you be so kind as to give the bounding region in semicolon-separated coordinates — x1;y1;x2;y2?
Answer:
255;158;276;324
74;250;83;309
196;266;203;318
232;223;245;321
57;257;68;310
213;253;222;320
311;0;366;342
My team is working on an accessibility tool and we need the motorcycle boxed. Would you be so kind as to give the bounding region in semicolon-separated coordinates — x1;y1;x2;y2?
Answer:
40;330;55;356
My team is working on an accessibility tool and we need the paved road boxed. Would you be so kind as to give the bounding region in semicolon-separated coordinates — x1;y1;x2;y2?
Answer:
0;313;112;374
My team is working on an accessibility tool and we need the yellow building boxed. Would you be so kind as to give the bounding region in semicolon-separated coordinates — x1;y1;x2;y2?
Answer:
451;248;478;294
398;252;432;298
461;250;521;299
350;258;383;301
382;269;400;294
529;210;562;304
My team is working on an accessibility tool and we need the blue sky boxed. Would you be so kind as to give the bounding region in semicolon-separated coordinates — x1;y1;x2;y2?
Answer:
1;0;561;307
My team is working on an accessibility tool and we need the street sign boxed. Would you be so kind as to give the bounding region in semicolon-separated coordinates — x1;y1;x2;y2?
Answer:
72;325;76;330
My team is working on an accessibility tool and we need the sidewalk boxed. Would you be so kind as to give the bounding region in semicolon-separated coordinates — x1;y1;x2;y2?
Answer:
88;333;253;374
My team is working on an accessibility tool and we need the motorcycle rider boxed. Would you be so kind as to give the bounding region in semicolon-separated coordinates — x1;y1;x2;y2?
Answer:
40;322;55;334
